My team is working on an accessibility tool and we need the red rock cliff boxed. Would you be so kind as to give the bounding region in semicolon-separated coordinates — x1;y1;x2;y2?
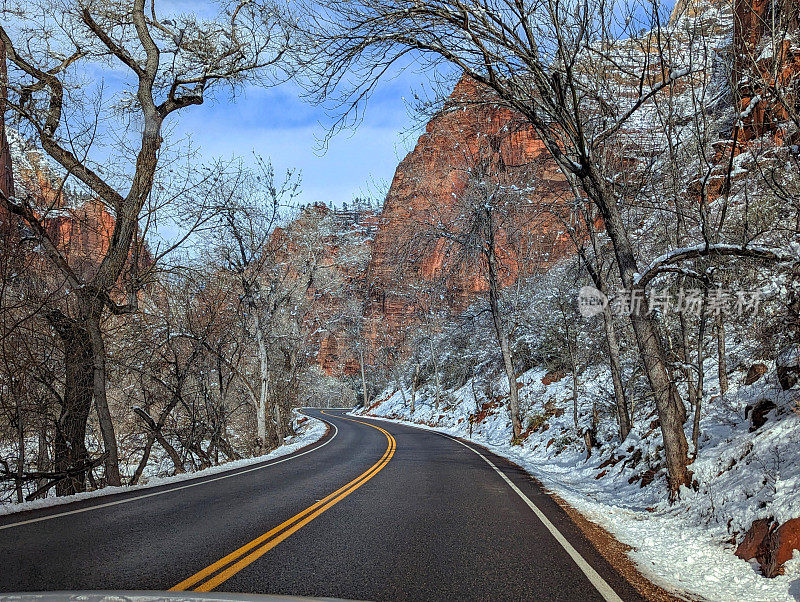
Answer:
734;0;799;141
363;76;573;356
2;128;149;289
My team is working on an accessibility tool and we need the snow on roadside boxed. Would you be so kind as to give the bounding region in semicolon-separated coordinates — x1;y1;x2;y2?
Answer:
0;411;328;518
358;368;800;602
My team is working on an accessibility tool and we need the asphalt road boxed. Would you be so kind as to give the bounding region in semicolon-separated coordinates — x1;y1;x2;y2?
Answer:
0;409;645;601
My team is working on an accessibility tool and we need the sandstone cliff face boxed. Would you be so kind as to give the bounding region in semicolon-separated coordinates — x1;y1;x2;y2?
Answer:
44;199;117;277
734;0;799;142
3;130;121;280
1;128;149;294
271;202;380;377
352;0;789;365
364;76;572;355
735;0;799;53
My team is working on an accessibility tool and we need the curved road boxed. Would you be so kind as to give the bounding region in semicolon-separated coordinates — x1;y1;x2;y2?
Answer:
0;409;644;601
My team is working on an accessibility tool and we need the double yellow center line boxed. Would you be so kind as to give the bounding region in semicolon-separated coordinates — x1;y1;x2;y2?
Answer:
169;412;396;592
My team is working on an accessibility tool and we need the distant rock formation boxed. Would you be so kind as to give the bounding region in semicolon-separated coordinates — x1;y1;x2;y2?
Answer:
734;0;799;143
2;128;124;280
362;76;573;357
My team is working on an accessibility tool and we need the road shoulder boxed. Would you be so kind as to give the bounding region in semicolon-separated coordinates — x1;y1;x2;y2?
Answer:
0;413;331;525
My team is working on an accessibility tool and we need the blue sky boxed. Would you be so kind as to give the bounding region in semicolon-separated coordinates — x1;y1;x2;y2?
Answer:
165;76;425;207
0;3;424;209
144;0;423;207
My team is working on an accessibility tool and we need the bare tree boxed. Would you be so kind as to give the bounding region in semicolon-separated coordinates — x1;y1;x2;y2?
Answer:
0;0;289;493
558;192;632;440
414;149;535;438
0;36;12;200
216;160;299;450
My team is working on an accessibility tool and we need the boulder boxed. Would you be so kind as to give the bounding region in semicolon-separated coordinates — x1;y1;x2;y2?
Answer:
735;517;800;577
735;518;772;562
745;398;777;431
764;518;800;577
776;344;800;390
743;362;768;385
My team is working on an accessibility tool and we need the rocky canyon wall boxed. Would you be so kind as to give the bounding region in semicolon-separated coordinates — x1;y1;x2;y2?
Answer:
360;76;574;362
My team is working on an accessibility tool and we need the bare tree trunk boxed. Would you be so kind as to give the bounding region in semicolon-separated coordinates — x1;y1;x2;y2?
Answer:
253;311;269;450
562;307;580;432
217;435;240;462
433;364;441;410
679;307;700;414
492;296;521;438
274;350;297;447
15;409;24;503
359;347;369;410
190;441;212;470
131;394;183;483
271;402;284;446
482;207;521;439
130;431;156;486
410;363;419;414
395;369;407;406
470;365;481;414
0;38;13;200
602;305;631;440
583;402;600;457
87;316;121;486
156;430;184;474
627;292;690;494
693;291;709;455
429;340;441;410
570;351;579;432
716;314;728;395
36;422;49;493
577;206;631;442
48;311;93;496
586;177;691;495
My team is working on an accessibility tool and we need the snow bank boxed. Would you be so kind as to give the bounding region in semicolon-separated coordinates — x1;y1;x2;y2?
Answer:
0;412;328;518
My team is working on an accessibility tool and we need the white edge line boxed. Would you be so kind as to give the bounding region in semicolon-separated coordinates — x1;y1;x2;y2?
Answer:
0;414;338;532
355;413;623;602
445;435;624;602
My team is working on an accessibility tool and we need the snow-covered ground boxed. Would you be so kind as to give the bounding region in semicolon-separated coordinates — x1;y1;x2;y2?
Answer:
0;411;328;518
359;363;800;601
